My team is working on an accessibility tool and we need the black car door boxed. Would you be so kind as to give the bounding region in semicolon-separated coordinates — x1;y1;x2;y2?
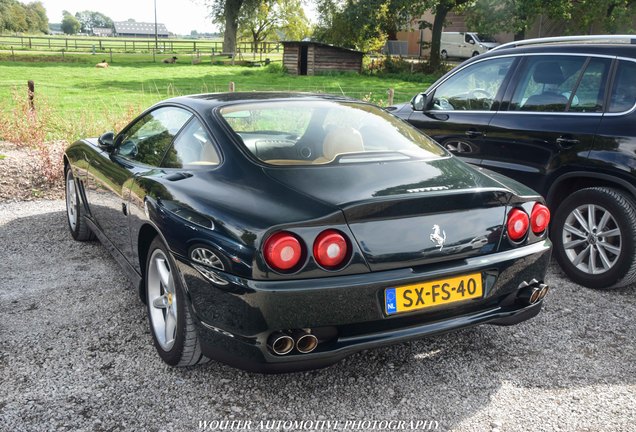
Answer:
85;106;193;263
482;54;612;196
406;56;517;165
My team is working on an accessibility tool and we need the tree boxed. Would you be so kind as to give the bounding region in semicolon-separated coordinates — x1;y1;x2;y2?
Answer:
238;0;310;51
239;0;279;51
277;0;311;40
0;0;48;33
313;0;416;52
61;10;80;35
464;0;571;40
568;0;636;34
206;0;252;53
74;10;114;33
463;0;635;40
425;0;473;70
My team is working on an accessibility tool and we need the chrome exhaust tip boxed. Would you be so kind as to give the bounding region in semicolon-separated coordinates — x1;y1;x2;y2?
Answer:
529;287;541;304
537;284;549;300
293;330;318;354
268;332;294;355
517;280;543;305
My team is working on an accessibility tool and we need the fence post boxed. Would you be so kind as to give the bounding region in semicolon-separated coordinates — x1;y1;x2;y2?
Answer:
229;82;235;92
387;88;394;106
152;48;156;63
11;46;14;61
27;80;35;111
110;48;113;63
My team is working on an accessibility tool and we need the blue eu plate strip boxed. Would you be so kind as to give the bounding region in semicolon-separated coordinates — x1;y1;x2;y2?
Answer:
385;288;397;315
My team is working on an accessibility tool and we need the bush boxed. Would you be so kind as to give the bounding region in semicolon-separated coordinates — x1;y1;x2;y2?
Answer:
0;89;140;184
265;62;285;75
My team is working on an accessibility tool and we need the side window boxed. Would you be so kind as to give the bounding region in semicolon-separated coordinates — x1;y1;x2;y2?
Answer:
162;118;220;168
465;34;473;44
117;107;192;166
510;56;587;112
568;58;611;112
609;60;636;113
430;57;514;111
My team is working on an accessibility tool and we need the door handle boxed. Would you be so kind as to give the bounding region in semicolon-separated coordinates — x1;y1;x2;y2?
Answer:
465;130;484;138
556;137;580;148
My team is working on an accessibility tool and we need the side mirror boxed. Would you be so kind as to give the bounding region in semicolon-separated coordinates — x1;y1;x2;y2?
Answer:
468;39;475;45
411;93;427;111
98;131;115;151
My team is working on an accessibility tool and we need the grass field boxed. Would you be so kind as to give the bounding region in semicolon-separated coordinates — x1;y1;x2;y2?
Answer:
0;54;436;142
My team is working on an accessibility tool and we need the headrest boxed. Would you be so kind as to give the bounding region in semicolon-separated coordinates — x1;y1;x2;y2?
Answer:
533;62;565;85
322;127;364;161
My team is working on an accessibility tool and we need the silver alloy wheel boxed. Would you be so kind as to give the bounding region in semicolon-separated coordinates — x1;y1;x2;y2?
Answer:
191;247;224;270
66;173;77;231
562;204;622;275
148;249;178;351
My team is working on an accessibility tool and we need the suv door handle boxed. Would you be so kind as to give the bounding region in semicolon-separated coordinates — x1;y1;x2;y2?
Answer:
556;137;580;148
465;130;484;138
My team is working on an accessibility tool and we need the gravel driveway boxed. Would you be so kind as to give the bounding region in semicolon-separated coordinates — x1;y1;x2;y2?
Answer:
1;200;635;432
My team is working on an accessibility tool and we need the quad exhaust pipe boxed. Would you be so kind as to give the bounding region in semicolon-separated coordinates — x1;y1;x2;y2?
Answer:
268;329;318;355
518;279;549;305
268;332;294;355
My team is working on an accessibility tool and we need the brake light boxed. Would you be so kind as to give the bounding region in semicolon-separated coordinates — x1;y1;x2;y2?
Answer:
531;203;550;234
507;208;529;242
313;230;349;269
263;231;303;271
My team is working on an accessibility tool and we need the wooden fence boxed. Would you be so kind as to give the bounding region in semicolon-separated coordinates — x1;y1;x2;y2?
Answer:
0;35;282;55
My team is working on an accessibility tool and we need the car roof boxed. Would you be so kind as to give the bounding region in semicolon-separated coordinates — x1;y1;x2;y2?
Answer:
481;42;636;59
163;92;358;111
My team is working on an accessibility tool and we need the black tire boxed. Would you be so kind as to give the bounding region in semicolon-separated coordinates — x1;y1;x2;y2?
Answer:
553;187;636;289
440;50;448;60
64;167;94;241
472;51;480;57
145;236;209;366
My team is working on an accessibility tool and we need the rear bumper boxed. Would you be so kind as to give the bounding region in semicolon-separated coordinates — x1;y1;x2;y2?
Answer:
176;240;551;373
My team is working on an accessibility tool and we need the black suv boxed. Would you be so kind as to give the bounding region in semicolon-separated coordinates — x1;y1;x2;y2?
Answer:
391;36;636;289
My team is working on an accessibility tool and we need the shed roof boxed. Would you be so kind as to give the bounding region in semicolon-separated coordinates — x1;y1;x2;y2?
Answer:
114;22;169;36
281;41;364;55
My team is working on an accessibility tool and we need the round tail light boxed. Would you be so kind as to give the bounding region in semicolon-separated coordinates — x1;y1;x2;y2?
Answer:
263;231;303;271
313;230;349;269
531;203;551;234
507;208;529;242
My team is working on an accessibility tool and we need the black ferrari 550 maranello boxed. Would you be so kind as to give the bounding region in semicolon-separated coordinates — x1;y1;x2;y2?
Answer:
63;92;552;372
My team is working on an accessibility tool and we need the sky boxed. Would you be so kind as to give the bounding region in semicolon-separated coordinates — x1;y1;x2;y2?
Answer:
37;0;318;36
38;0;220;35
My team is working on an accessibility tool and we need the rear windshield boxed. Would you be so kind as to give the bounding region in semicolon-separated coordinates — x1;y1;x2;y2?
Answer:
218;100;445;165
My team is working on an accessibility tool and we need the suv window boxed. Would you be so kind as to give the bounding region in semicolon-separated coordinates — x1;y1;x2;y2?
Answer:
609;60;636;113
430;57;514;111
510;56;610;112
117;107;192;166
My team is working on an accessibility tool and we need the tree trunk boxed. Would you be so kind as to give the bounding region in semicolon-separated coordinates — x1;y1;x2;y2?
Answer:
428;4;450;70
223;0;244;54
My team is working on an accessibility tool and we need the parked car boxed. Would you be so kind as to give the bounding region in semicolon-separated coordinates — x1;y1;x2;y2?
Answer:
440;32;500;60
389;35;636;290
64;93;551;372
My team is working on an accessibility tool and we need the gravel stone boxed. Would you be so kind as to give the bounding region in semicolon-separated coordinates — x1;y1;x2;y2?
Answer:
1;200;635;432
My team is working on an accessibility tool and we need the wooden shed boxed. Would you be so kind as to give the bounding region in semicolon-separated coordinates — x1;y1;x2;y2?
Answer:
282;42;363;76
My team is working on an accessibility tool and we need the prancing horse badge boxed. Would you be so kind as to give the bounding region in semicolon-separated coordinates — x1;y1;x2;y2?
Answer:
430;224;446;251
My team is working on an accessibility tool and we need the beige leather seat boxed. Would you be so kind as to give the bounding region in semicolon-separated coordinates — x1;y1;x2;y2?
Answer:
314;127;364;164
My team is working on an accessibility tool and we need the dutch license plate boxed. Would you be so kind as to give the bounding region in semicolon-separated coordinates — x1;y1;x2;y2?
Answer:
385;273;483;315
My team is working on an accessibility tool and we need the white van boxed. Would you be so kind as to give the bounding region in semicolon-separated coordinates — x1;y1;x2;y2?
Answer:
440;32;500;60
